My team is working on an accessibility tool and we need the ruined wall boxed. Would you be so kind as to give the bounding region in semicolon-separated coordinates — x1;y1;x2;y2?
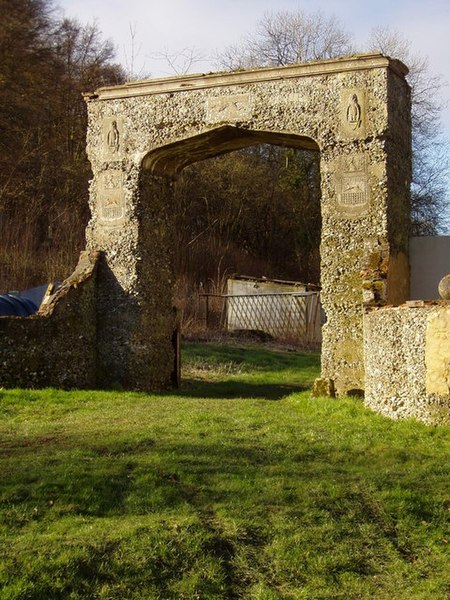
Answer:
364;303;450;424
83;53;410;393
0;251;98;389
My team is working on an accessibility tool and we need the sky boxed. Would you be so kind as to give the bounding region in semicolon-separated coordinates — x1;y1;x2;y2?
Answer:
58;0;450;229
56;0;450;125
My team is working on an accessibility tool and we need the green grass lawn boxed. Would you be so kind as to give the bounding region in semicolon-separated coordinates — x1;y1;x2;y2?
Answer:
0;342;449;599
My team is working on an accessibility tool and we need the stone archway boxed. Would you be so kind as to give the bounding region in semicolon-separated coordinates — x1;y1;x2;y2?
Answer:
84;53;411;393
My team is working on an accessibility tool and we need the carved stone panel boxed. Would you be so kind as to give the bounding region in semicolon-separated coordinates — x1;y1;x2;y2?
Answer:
426;308;450;396
272;92;308;106
98;170;125;226
102;116;124;158
206;94;253;124
334;153;370;217
340;89;366;138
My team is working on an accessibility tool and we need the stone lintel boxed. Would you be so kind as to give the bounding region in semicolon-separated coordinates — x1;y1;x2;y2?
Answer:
85;53;408;101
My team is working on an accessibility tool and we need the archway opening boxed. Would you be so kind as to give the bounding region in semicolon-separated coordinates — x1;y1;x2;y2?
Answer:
140;127;322;360
143;126;319;177
173;144;322;334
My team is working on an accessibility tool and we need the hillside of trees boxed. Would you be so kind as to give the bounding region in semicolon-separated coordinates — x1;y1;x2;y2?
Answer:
1;3;448;302
0;0;125;292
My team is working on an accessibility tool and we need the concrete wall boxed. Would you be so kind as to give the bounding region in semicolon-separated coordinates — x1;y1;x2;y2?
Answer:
410;236;450;300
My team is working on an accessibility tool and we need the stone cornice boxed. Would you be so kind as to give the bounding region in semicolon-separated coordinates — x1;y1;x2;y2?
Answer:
85;53;408;101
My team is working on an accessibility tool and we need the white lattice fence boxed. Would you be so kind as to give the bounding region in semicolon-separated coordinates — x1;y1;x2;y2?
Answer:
225;292;321;344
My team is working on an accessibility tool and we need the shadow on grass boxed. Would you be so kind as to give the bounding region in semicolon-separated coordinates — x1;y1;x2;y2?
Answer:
178;342;320;400
173;378;309;400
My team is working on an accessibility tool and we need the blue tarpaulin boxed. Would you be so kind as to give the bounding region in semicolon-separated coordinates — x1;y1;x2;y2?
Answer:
0;294;38;316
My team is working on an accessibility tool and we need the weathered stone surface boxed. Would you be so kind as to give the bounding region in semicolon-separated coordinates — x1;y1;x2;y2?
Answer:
311;377;336;398
426;307;450;397
364;303;450;425
438;274;450;300
0;251;99;389
83;53;411;393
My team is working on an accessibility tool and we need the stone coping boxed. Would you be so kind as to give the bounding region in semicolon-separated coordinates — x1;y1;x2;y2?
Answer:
85;53;408;101
365;299;449;312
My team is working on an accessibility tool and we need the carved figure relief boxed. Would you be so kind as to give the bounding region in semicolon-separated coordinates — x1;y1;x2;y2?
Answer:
98;170;125;225
335;153;370;217
102;117;124;158
107;120;120;153
346;94;362;130
340;89;366;138
206;94;253;123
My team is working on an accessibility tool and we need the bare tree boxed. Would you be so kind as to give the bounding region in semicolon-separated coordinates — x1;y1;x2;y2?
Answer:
123;22;149;81
151;46;207;75
216;12;449;234
218;9;353;70
0;3;126;290
368;26;450;233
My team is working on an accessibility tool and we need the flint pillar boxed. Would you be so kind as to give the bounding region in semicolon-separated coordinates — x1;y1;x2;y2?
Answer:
85;116;176;390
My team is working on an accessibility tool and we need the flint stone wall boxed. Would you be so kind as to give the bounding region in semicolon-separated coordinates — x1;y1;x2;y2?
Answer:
84;53;411;393
364;303;450;424
0;251;98;389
